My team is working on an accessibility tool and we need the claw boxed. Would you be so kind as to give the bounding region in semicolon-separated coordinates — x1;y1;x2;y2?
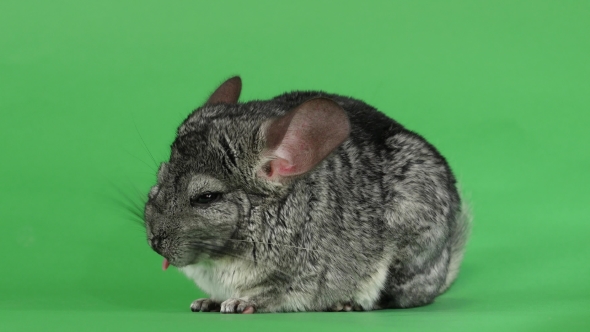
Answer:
328;302;364;312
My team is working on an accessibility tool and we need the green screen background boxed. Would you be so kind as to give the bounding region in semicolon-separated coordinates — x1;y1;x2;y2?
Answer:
1;1;589;331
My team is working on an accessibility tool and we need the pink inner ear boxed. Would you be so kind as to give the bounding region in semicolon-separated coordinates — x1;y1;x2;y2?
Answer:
268;157;297;178
263;98;350;180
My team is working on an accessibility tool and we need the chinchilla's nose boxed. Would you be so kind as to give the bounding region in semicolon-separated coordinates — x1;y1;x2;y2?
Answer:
149;233;166;255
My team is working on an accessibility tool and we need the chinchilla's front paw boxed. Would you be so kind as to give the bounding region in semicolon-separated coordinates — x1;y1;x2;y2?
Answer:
190;298;221;312
220;298;257;314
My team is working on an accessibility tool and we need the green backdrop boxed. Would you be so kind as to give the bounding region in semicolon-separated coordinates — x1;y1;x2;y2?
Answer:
1;1;589;331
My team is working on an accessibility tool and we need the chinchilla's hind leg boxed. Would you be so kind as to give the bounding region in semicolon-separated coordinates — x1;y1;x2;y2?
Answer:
376;205;470;309
377;245;451;309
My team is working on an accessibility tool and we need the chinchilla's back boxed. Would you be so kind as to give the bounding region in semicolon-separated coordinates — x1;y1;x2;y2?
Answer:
273;91;470;301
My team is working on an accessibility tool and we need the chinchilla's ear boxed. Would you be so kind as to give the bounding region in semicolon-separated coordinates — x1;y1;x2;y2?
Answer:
258;98;350;183
206;76;242;105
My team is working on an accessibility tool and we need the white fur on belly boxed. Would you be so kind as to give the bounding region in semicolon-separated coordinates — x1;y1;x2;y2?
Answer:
180;259;260;301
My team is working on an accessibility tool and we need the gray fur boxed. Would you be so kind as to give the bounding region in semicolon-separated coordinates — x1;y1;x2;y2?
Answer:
143;77;470;313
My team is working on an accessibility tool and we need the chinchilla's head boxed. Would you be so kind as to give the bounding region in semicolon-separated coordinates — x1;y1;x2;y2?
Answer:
144;76;350;267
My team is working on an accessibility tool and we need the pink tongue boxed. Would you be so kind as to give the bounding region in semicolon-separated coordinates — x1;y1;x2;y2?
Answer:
162;259;170;271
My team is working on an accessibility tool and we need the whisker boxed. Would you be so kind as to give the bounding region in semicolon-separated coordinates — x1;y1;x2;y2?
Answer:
93;157;148;230
225;238;323;253
110;204;145;228
127;208;144;220
97;176;146;228
110;182;145;213
105;174;147;210
187;242;257;266
117;200;145;226
127;182;148;206
125;205;146;228
123;147;157;173
131;113;159;168
186;241;294;283
126;216;146;228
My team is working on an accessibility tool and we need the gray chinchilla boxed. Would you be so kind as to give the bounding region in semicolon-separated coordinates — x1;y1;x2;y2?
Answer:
144;76;470;313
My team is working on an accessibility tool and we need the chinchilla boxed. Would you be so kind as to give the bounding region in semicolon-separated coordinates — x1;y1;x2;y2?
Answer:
143;76;470;313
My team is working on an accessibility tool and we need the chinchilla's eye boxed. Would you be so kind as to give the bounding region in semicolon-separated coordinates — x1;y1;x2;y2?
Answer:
190;192;222;206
